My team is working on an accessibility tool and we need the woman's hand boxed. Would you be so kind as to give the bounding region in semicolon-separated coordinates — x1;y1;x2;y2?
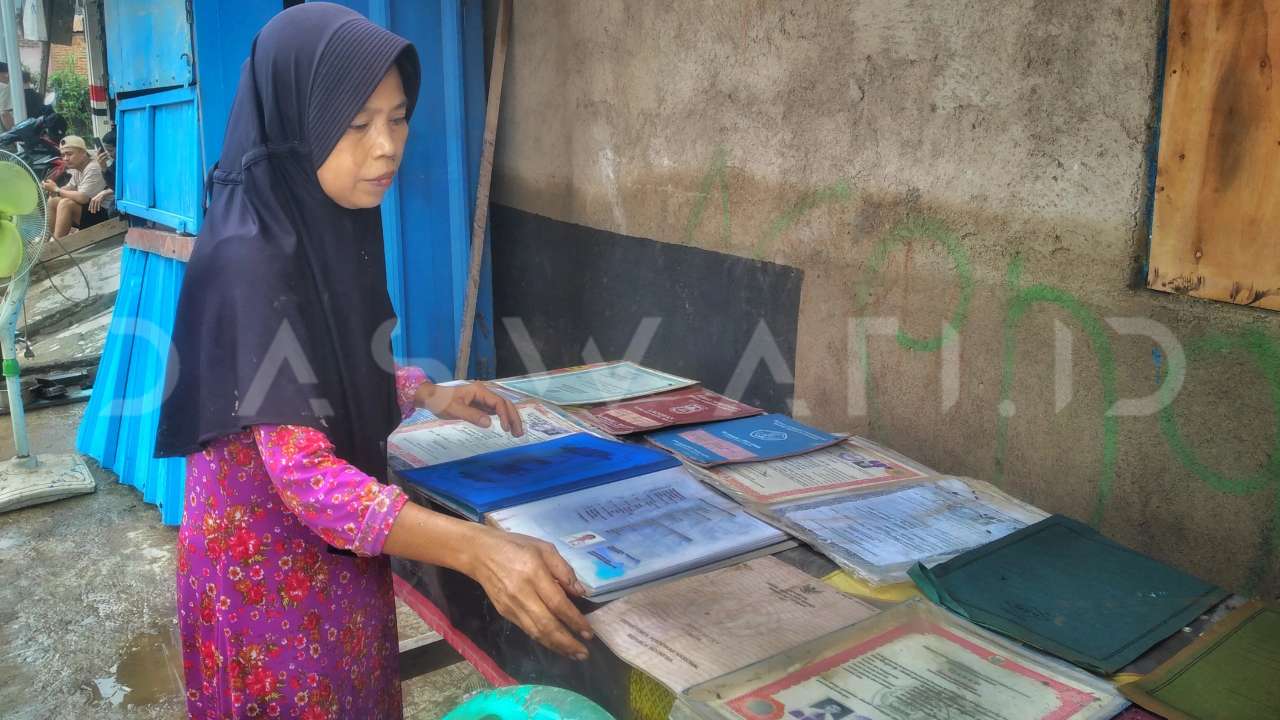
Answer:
415;381;524;436
462;527;593;659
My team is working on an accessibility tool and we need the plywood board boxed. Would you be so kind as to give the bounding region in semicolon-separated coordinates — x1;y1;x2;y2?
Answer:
1148;0;1280;311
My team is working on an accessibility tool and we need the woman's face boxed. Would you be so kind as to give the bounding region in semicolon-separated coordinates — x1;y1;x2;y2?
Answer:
316;67;409;209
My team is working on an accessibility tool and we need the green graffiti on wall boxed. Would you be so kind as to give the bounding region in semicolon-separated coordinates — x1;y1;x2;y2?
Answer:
996;256;1119;526
1157;329;1280;591
681;147;1279;591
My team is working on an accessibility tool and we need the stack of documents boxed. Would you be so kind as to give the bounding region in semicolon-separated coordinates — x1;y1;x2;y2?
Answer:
1120;601;1279;719
756;476;1047;585
400;432;681;521
680;598;1128;720
910;514;1231;674
493;361;697;405
569;386;763;435
589;557;879;692
486;467;789;600
691;435;936;506
647;414;846;467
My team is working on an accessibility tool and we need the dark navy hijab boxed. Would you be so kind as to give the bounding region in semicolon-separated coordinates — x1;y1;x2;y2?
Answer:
155;3;421;486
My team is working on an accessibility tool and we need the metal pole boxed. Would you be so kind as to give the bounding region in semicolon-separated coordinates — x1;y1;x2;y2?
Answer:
0;270;32;459
0;0;26;125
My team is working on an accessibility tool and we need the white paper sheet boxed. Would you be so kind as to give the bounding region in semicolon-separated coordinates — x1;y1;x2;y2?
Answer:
765;477;1046;585
388;404;580;468
487;468;786;597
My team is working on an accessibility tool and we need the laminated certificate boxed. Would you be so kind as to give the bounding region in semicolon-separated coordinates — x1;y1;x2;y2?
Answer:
693;436;935;505
682;599;1127;720
388;403;584;469
494;362;696;405
759;477;1046;586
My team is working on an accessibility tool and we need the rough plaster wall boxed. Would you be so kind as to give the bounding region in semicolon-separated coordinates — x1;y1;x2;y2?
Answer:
490;0;1280;596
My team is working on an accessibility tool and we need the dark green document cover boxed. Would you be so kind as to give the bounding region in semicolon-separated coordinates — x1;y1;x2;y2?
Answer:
1121;602;1280;720
909;514;1229;674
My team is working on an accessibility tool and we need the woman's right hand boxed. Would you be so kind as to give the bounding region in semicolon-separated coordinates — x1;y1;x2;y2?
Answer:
462;527;593;660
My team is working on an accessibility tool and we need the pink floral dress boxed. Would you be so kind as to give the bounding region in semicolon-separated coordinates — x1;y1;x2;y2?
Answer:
177;367;427;720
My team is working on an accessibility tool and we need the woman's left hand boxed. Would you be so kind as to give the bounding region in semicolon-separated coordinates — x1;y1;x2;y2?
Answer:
415;381;524;436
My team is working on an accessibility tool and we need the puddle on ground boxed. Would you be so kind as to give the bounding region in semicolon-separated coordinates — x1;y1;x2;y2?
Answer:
86;624;184;707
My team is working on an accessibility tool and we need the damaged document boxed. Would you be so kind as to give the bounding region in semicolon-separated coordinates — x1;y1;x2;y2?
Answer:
590;556;878;692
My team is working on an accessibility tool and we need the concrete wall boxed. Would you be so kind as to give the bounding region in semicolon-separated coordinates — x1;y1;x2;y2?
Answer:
489;0;1280;596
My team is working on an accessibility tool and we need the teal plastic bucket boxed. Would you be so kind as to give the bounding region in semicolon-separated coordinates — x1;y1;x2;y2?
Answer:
442;685;615;720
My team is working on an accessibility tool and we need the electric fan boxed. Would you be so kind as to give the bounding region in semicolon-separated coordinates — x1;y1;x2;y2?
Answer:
0;149;94;513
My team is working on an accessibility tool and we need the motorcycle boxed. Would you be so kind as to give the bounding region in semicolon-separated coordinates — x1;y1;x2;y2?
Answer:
0;109;69;185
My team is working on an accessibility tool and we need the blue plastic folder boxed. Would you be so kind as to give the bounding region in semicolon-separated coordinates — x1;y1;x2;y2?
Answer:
400;433;682;521
646;413;844;466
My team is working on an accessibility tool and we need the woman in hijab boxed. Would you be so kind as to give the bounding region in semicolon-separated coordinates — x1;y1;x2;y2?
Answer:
156;5;591;718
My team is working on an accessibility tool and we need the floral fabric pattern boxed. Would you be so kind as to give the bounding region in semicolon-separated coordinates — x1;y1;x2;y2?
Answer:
177;367;427;719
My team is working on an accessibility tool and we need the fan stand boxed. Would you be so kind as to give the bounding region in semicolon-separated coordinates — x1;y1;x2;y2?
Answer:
0;234;95;514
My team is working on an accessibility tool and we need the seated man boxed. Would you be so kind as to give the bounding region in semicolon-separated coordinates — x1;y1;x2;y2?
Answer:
42;136;109;239
88;129;116;216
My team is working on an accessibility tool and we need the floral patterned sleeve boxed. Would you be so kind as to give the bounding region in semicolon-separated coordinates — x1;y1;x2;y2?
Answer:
252;424;409;557
395;365;428;420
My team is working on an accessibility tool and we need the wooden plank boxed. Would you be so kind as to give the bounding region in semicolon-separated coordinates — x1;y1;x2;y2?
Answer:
124;226;195;263
455;0;511;378
1148;0;1280;311
41;217;128;262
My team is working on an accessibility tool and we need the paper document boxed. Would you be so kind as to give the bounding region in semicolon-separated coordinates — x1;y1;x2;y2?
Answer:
647;414;845;467
494;362;696;405
487;467;786;598
590;557;878;692
682;599;1127;720
695;436;934;504
762;477;1046;585
571;386;763;435
388;404;582;469
910;514;1231;675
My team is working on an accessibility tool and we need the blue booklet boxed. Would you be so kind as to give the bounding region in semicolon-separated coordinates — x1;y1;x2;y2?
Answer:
400;432;682;520
646;413;845;467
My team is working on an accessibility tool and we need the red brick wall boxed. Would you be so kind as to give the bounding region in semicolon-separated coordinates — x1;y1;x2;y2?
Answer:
47;33;88;78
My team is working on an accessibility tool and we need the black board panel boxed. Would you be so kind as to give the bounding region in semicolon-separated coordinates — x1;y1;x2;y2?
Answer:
490;205;804;413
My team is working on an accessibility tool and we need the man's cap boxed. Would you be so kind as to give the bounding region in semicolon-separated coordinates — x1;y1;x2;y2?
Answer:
60;135;88;151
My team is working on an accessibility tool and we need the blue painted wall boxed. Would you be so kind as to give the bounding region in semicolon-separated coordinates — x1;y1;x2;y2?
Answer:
114;86;203;233
103;0;195;93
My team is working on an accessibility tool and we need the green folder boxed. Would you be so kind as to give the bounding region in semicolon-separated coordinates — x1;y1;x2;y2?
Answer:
909;514;1229;674
1120;602;1280;720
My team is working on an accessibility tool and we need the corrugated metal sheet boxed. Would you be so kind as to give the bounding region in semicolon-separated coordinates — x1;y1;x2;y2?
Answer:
103;0;195;93
326;0;496;380
77;248;188;525
115;86;203;234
